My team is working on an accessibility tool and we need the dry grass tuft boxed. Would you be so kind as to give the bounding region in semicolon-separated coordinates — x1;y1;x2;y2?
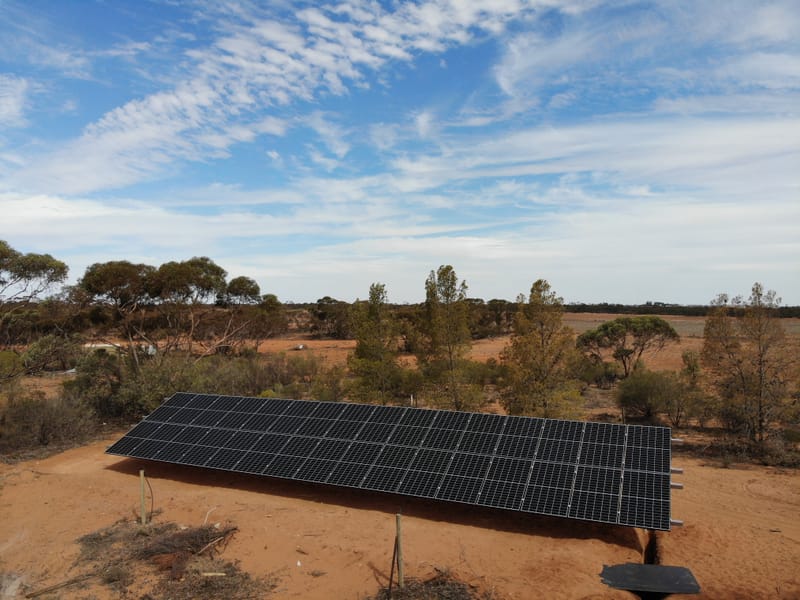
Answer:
368;568;499;600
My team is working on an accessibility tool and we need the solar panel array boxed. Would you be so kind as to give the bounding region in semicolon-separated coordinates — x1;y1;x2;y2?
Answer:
107;392;673;530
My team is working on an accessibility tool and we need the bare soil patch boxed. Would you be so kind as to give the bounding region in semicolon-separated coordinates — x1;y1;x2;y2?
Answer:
1;436;798;599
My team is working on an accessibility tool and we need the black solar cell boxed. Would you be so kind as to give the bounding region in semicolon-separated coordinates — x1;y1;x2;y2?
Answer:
339;403;375;421
172;426;211;445
325;419;364;439
486;457;531;484
466;413;506;434
368;406;406;424
575;466;621;496
447;453;491;478
375;445;417;467
570;490;618;522
310;438;350;460
357;422;396;443
494;435;536;459
311;402;346;420
398;408;437;427
397;469;441;497
437;475;482;503
207;448;246;470
294;418;334;437
268;415;306;434
263;455;305;478
433;411;470;430
342;442;382;464
580;443;624;468
327;461;370;487
477;479;525;510
422;428;462;450
389;425;429;447
457;431;499;455
362;466;406;492
225;431;263;450
295;458;338;482
410;448;453;473
257;433;291;454
502;415;542;438
107;392;674;530
530;462;575;489
180;444;219;466
523;485;571;516
237;451;274;474
150;423;184;441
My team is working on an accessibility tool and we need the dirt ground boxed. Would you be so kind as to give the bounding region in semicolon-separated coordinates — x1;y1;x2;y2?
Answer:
0;439;798;599
2;314;799;599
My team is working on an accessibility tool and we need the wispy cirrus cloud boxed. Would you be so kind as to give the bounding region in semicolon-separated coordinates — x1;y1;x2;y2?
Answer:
7;0;542;194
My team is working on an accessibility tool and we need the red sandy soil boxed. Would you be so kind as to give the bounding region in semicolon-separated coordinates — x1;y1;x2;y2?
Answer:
0;439;798;599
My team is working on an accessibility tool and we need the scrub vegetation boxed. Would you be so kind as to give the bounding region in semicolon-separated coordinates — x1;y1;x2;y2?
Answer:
1;240;798;465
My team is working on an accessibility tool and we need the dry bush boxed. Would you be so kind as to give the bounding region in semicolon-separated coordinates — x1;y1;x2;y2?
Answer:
69;518;277;599
368;569;499;600
0;391;95;456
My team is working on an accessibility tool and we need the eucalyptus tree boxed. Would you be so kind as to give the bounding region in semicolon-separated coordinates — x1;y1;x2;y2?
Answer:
148;257;228;355
416;265;478;410
79;260;157;371
577;316;679;378
500;280;581;417
702;283;795;442
0;240;68;349
225;276;261;305
348;283;404;404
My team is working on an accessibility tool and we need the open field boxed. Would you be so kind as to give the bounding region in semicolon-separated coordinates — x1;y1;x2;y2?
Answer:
257;313;751;372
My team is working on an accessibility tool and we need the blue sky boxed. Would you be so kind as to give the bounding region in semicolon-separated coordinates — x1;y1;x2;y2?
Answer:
1;1;798;305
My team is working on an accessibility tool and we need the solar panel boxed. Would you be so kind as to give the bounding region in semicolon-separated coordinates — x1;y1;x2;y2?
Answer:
107;392;674;530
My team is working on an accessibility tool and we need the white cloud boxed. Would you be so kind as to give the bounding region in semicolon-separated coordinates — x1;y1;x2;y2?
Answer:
0;74;30;127
304;112;350;158
414;110;437;138
717;53;800;89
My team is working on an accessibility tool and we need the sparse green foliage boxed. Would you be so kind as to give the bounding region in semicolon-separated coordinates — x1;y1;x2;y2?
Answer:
500;280;582;418
226;276;261;305
416;266;479;410
616;369;678;422
347;283;405;404
667;350;714;428
0;350;24;380
312;296;351;339
249;293;289;350
22;333;82;372
311;364;347;402
577;315;680;377
150;257;227;304
0;391;95;453
0;240;68;349
80;260;155;312
702;283;796;442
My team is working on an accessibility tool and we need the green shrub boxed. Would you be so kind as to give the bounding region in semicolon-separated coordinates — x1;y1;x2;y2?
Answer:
616;369;679;422
0;391;95;453
0;350;24;380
